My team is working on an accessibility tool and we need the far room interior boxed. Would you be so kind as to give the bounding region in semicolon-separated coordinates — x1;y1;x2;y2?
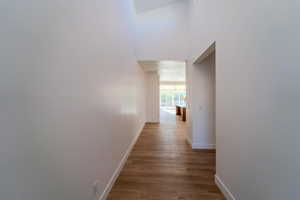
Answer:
138;60;186;124
159;61;186;123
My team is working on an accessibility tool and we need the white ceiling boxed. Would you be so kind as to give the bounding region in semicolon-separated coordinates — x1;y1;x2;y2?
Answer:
138;60;186;82
134;0;182;13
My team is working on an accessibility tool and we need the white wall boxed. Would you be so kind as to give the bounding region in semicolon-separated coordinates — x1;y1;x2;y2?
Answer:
0;0;146;200
2;0;300;199
189;52;215;149
135;0;188;60
146;72;160;122
188;0;300;199
134;0;180;13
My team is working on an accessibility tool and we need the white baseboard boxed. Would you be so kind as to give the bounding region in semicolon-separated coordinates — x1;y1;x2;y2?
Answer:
215;175;236;200
186;137;215;150
99;122;145;200
192;143;215;149
146;121;160;123
186;136;192;146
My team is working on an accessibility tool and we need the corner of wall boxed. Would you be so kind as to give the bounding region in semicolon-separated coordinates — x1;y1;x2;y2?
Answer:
98;121;145;200
192;143;215;149
215;175;236;200
186;135;192;146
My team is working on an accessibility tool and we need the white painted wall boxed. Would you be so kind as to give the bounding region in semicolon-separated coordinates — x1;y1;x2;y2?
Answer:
2;0;300;199
185;60;193;143
188;0;300;199
0;0;146;200
146;72;160;122
190;52;216;149
135;0;188;60
134;0;181;13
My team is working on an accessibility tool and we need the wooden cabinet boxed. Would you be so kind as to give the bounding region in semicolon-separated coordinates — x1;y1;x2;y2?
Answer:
176;105;186;122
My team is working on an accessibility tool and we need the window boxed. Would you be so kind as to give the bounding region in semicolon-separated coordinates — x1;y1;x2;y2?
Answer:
160;84;186;110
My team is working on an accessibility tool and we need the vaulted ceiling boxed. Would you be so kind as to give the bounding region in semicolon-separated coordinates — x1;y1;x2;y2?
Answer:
134;0;182;13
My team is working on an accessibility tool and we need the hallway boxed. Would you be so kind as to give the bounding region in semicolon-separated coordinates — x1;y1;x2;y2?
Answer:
107;113;224;199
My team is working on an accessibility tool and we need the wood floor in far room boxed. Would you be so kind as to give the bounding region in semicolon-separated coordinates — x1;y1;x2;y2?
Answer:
107;109;225;200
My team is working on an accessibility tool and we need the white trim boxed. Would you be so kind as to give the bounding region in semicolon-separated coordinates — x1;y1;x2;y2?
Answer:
194;41;216;64
186;137;215;150
99;122;145;200
186;136;192;146
192;143;215;149
215;175;236;200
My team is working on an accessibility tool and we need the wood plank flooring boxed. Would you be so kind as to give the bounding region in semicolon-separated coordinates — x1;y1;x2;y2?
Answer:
107;111;224;200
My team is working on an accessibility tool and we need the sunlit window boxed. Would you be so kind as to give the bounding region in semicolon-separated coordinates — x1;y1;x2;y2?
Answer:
160;84;186;111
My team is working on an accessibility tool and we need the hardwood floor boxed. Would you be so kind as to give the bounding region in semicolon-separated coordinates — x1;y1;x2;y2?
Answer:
107;110;225;200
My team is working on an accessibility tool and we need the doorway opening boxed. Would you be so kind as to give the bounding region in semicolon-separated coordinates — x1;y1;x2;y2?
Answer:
138;60;186;124
159;61;186;124
160;82;186;123
191;42;216;150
